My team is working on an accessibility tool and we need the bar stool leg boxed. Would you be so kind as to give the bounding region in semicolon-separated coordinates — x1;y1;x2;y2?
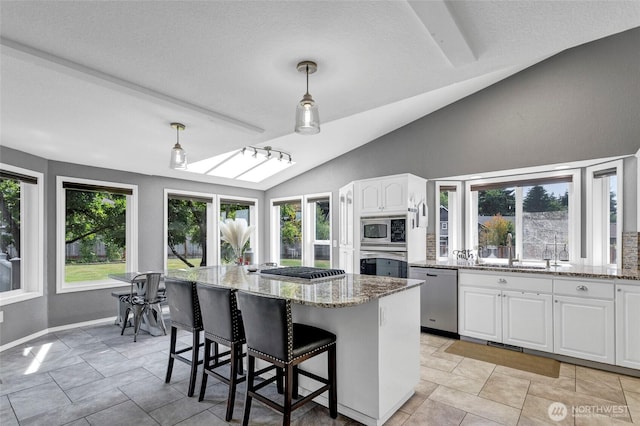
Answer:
198;339;211;402
283;364;294;426
242;356;255;426
187;330;200;397
165;326;177;383
225;341;240;421
329;345;338;418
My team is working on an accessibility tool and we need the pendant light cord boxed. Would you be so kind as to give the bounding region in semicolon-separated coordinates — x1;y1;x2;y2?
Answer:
306;64;310;95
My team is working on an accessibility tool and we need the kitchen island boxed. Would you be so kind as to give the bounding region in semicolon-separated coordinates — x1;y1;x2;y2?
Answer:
165;266;423;426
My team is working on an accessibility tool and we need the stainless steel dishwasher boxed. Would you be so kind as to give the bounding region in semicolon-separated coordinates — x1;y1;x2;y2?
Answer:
409;267;458;337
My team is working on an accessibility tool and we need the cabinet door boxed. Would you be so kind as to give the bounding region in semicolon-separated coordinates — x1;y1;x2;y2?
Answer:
339;184;354;247
554;295;615;364
616;284;640;369
502;291;553;352
359;181;381;214
380;177;406;213
459;286;501;342
338;248;354;274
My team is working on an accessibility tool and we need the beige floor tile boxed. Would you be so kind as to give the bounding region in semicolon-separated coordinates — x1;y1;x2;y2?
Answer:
421;353;460;372
517;414;556;426
421;366;487;395
560;363;576;379
460;413;503;425
575;378;626;404
620;375;640;394
528;382;632;423
419;342;438;356
398;380;439;414
452;357;496;382
384;408;410;426
430;347;465;364
521;394;573;426
494;365;576;391
404;398;466;426
626;390;640;424
574;414;634;425
479;372;530;409
429;385;521;426
420;334;453;348
575;366;622;387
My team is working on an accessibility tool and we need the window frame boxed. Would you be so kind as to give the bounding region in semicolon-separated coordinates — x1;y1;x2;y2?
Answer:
435;181;462;260
218;195;259;265
465;169;581;264
164;189;216;271
586;159;623;268
0;164;44;306
271;196;303;265
56;176;138;293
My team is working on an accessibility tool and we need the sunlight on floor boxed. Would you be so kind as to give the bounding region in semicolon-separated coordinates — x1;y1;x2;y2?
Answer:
24;342;51;375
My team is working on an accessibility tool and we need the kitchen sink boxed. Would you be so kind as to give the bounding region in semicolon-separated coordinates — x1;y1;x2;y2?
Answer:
479;263;548;270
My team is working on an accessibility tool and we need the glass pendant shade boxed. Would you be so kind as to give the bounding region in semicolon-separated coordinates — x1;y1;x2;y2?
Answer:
295;93;320;135
170;143;187;170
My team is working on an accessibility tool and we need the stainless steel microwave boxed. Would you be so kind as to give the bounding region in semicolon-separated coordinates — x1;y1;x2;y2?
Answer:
361;217;406;245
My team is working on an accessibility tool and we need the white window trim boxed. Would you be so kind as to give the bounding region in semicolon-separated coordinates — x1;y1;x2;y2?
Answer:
0;164;44;306
435;181;462;260
56;176;138;293
164;189;216;271
303;193;332;267
271;196;303;265
586;159;623;268
465;169;581;264
218;194;259;264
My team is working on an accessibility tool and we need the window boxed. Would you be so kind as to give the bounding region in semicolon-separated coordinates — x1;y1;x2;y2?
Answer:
304;195;331;268
57;177;138;292
219;197;258;265
165;190;215;270
587;160;622;267
271;198;303;267
436;182;462;259
0;165;44;305
467;171;579;264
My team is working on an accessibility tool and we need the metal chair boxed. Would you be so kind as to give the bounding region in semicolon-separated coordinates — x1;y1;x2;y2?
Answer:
164;278;204;397
237;291;337;426
120;272;166;342
196;284;246;420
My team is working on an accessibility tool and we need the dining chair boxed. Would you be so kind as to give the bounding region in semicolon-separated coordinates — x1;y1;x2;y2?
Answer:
237;291;337;426
120;272;167;342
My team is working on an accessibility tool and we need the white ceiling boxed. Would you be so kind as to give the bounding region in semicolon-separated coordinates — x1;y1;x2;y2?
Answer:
1;1;639;190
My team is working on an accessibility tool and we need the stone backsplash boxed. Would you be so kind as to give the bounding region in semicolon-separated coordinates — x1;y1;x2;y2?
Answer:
426;233;436;261
622;232;639;271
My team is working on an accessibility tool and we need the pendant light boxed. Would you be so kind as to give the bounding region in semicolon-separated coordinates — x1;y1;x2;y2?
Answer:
294;60;320;135
169;122;187;170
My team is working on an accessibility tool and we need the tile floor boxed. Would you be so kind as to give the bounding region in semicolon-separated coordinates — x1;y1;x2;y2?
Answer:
1;323;639;425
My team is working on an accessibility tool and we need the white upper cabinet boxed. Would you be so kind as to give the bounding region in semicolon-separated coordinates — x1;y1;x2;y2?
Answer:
358;176;407;215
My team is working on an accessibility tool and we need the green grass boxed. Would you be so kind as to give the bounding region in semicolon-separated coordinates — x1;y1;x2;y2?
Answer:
65;262;126;282
279;259;331;269
166;258;202;270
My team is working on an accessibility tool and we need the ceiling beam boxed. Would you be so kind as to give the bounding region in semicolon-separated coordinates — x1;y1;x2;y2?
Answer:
0;37;264;134
408;0;476;67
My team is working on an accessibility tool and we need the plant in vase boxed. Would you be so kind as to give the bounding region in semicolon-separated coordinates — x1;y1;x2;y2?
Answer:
219;218;254;265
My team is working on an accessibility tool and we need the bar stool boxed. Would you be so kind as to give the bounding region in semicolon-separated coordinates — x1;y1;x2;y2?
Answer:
195;284;246;421
237;291;337;426
164;278;204;397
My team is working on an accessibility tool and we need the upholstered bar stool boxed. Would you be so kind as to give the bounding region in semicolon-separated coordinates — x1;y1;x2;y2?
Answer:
195;284;247;421
164;278;204;397
237;291;337;426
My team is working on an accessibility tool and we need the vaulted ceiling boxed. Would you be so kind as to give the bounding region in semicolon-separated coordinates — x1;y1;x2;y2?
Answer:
1;1;639;190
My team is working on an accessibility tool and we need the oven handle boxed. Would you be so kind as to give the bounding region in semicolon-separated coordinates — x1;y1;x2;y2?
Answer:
360;251;408;262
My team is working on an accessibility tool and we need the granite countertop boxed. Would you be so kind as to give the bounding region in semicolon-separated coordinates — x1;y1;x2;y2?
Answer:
165;265;423;308
410;260;640;281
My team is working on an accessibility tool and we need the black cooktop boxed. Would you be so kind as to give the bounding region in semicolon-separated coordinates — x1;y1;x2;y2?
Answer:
260;267;345;280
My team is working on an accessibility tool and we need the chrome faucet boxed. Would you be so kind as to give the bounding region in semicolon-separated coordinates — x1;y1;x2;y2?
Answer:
507;233;518;266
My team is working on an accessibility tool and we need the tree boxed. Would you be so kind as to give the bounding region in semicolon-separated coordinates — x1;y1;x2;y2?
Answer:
478;189;515;216
610;190;617;223
0;178;20;257
315;202;330;240
523;185;566;212
167;198;207;267
280;203;302;247
480;214;514;247
65;190;126;263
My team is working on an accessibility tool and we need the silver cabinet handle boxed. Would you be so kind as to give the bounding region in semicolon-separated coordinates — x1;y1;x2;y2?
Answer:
617;288;621;292
498;278;507;284
576;285;588;291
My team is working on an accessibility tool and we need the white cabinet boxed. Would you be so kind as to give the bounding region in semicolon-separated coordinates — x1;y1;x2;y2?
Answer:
615;282;640;369
358;176;407;215
339;248;354;274
553;278;615;365
458;271;553;352
338;183;354;248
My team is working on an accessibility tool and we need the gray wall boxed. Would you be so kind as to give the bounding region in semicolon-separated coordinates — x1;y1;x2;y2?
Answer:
1;146;263;344
265;27;640;263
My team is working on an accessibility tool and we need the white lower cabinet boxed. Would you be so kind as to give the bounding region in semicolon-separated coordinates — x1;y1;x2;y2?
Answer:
458;271;553;352
503;291;553;352
339;248;355;274
615;282;640;369
553;278;615;365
